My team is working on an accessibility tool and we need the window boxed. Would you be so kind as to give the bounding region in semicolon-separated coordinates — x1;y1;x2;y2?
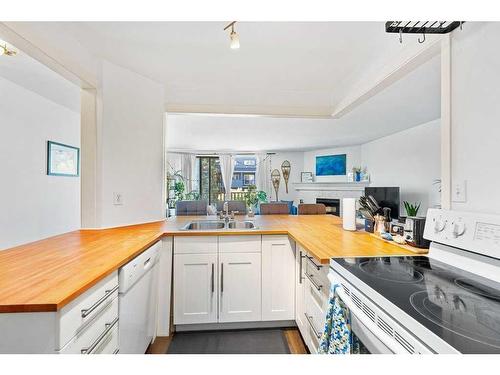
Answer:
243;173;255;186
196;155;257;203
198;156;224;204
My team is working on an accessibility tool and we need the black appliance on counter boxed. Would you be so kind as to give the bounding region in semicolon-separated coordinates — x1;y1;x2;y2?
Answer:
404;216;430;248
364;187;400;221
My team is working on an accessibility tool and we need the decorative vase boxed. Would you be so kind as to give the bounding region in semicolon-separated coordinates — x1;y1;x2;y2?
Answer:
355;171;361;182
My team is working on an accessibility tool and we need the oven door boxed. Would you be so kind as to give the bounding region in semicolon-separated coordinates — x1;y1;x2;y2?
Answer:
350;310;393;354
328;273;406;354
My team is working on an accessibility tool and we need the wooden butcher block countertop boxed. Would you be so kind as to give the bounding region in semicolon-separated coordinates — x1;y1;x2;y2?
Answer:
0;215;423;313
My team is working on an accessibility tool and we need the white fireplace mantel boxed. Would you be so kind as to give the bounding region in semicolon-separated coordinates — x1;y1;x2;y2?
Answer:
293;182;370;192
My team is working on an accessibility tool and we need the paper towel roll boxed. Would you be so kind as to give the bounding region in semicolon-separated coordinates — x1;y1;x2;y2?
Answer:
342;198;357;231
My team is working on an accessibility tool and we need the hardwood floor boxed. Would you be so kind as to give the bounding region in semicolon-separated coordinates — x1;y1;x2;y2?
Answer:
146;336;173;354
146;328;308;354
283;328;308;354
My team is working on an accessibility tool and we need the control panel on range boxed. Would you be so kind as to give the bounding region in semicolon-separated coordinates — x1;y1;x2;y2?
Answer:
424;208;500;260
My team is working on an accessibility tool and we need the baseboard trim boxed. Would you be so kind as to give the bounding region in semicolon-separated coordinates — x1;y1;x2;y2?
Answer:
175;320;297;332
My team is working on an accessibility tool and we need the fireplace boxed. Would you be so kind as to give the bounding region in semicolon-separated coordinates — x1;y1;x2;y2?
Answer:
316;198;340;216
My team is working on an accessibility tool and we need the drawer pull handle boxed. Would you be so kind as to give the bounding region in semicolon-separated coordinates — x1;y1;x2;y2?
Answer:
305;255;322;270
304;313;322;339
299;252;305;284
305;273;323;291
81;316;119;354
81;285;119;318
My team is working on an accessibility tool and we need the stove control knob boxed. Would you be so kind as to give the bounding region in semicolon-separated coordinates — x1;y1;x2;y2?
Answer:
433;217;446;233
451;220;466;238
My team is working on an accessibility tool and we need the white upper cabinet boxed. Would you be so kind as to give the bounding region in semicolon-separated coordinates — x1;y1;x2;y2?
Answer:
262;235;296;321
219;252;262;322
173;253;218;324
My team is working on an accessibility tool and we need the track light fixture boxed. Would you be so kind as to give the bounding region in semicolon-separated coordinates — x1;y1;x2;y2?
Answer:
0;42;17;56
223;21;240;49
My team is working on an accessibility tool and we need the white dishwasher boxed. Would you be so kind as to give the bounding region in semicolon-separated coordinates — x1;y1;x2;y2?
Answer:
118;241;160;354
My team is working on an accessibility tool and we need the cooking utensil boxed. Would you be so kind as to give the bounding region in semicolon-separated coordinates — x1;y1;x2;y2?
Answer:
359;208;374;221
368;195;381;213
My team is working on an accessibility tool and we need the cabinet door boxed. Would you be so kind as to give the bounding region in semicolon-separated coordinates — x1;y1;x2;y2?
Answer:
295;246;309;343
173;253;218;324
262;235;296;321
219;252;261;322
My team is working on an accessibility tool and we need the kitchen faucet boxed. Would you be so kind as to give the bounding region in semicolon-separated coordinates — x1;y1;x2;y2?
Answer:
218;201;238;222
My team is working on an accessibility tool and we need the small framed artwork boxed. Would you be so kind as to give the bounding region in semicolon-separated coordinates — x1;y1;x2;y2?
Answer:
47;141;80;177
301;172;314;183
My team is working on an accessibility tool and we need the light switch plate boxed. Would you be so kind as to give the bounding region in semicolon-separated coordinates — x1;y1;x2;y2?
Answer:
113;192;124;205
452;180;467;203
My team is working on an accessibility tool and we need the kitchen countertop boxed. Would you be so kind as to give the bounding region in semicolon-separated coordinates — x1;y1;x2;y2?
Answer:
0;215;423;313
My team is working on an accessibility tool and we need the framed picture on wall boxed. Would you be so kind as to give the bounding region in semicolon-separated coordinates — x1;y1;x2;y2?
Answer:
47;141;80;177
301;172;313;183
315;154;346;176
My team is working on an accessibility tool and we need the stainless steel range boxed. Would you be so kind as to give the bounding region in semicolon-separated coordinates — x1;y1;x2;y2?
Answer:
328;208;500;354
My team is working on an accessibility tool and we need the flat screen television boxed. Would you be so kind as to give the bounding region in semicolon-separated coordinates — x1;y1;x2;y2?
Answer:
364;187;400;221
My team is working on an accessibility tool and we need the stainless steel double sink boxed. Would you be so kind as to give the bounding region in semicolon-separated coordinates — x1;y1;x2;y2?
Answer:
180;220;258;231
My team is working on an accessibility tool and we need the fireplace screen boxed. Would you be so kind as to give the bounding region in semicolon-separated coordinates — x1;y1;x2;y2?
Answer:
316;198;340;216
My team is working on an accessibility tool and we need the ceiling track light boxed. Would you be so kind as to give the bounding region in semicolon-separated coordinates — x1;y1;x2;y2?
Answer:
224;21;240;49
0;42;17;57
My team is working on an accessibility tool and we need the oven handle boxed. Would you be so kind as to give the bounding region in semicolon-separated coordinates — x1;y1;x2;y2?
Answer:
330;277;406;354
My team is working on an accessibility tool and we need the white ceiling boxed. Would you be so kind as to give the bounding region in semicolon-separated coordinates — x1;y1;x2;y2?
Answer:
0;41;80;112
5;21;437;116
167;54;440;152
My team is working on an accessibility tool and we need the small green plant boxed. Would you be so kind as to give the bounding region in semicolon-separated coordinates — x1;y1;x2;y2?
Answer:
185;190;200;200
404;201;421;217
174;180;185;202
244;185;267;208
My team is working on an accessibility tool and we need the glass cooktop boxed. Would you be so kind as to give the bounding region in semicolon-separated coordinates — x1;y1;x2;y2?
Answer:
332;256;500;353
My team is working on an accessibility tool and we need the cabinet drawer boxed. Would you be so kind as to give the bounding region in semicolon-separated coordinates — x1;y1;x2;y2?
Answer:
305;278;327;336
58;296;119;354
89;324;119;354
174;236;217;254
219;235;261;253
304;254;329;299
57;271;118;349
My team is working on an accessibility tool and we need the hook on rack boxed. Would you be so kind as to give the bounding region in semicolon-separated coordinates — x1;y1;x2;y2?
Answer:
418;32;426;44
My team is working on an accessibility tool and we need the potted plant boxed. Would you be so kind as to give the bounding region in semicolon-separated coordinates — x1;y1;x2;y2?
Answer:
404;201;421;217
244;185;267;216
166;169;184;217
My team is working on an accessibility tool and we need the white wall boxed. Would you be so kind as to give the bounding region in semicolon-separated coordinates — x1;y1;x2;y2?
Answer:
85;61;165;227
303;145;362;182
361;119;441;216
269;152;304;204
449;22;500;214
0;76;80;250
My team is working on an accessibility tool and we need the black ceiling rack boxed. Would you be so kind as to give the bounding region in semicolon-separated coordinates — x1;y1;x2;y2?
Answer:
385;21;463;35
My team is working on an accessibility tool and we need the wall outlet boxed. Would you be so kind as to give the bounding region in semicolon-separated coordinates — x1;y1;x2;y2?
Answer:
113;192;124;205
452;180;467;203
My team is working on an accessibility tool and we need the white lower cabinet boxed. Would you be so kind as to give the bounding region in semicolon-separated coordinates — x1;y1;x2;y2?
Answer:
219;252;261;322
262;235;296;321
173;235;262;325
173;252;218;324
